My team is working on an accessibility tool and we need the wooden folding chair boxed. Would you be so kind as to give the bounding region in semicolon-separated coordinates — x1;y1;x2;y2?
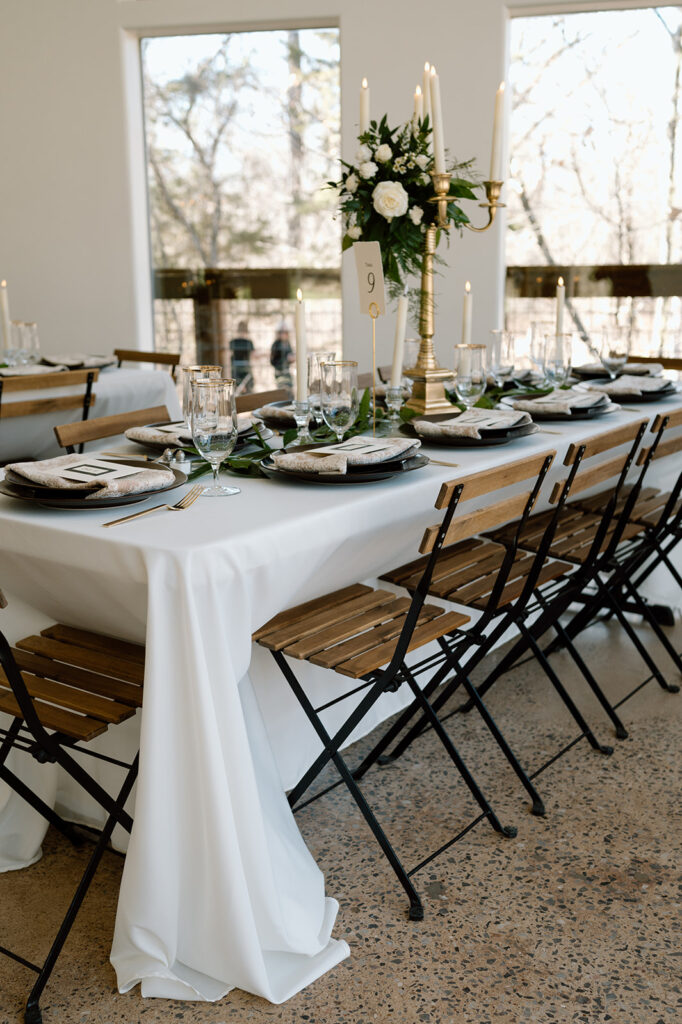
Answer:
254;452;560;919
235;388;288;414
114;349;180;378
0;370;98;435
0;597;142;1024
54;404;171;454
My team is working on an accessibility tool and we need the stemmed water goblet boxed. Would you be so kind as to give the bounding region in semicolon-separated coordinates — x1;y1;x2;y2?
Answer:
594;327;631;380
308;350;337;422
191;378;241;496
453;344;487;409
320;360;359;442
489;330;516;387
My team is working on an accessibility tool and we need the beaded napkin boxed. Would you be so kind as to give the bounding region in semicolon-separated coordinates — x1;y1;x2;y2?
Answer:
272;437;420;475
259;402;296;426
125;423;194;447
413;408;531;440
6;453;175;498
583;374;674;396
511;389;609;414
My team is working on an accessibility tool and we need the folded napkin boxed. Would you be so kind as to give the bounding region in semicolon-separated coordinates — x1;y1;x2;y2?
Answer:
259;402;296;425
0;363;68;376
414;408;532;441
6;454;175;499
511;389;609;415
584;374;674;396
576;361;664;378
41;353;117;370
272;437;420;475
125;423;194;447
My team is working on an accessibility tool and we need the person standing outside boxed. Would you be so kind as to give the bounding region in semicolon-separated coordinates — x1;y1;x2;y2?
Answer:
270;321;294;390
229;320;254;388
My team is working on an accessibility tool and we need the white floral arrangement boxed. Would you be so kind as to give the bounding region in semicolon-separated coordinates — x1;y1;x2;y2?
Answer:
330;115;478;297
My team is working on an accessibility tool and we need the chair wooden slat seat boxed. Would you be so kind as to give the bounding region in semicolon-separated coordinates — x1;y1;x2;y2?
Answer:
493;505;645;564
0;625;145;742
255;584;469;679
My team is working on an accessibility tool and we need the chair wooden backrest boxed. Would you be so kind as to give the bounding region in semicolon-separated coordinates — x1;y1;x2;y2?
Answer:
629;353;682;371
377;365;395;383
637;407;682;465
420;451;556;555
54;404;171;453
357;372;375;390
549;419;648;505
114;349;180;378
0;369;98;421
235;388;289;413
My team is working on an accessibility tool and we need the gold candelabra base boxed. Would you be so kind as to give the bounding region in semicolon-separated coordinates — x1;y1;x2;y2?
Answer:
404;176;504;417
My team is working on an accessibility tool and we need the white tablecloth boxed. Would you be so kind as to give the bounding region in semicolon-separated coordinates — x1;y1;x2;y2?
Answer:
0;367;181;462
0;397;680;1003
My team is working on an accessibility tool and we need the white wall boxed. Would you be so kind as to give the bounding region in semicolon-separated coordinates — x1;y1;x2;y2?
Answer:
0;0;603;370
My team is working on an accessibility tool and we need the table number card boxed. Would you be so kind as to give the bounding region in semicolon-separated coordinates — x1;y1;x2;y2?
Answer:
353;242;386;316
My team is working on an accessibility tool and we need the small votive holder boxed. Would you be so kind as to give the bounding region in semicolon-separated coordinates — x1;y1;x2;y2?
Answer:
383;385;404;435
292;399;313;445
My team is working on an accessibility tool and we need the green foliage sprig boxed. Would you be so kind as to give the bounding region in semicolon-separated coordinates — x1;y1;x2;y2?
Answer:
282;388;386;446
329;115;479;300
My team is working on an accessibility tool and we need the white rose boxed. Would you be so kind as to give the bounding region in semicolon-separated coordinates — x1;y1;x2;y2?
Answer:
356;143;372;163
416;154;430;170
372;180;409;221
375;143;392;163
409;206;424;225
419;173;430;185
347;225;362;240
359;160;378;179
345;172;359;194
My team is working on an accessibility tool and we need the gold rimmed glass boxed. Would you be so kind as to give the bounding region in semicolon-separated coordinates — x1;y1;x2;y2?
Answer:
181;364;222;427
191;378;240;496
453;344;487;409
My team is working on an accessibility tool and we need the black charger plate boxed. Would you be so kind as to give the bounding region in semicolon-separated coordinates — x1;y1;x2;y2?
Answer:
259;453;429;484
1;459;187;510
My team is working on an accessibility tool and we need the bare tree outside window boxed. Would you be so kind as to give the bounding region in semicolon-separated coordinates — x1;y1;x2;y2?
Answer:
141;29;341;390
506;7;682;356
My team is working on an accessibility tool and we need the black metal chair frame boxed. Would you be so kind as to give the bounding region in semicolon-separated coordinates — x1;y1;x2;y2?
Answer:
268;457;564;921
0;628;138;1024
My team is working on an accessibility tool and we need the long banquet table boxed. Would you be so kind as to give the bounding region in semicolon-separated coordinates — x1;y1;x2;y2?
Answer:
0;367;181;463
0;395;680;1005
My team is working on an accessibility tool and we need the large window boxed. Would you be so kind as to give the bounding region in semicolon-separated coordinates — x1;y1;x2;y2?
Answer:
506;7;682;356
141;28;341;390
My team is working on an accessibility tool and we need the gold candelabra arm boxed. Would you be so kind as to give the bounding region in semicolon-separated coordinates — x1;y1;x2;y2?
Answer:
464;180;505;233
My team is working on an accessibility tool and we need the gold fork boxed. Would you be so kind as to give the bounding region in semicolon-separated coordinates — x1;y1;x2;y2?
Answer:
102;484;204;528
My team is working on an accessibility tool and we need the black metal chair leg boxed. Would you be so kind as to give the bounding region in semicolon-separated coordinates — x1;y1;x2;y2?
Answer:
517;623;614;756
0;763;83;848
596;580;679;693
274;652;423;920
542;608;629;740
24;756;139;1024
619;577;682;686
459;674;546;816
402;668;517;839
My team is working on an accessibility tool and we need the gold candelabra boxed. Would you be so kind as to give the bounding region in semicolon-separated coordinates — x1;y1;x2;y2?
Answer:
404;174;505;416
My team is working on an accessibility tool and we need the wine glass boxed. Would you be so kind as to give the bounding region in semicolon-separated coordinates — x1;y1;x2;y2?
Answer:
489;330;516;386
308;350;337;420
320;360;359;442
10;321;40;365
595;327;631;379
191;379;240;496
529;321;553;386
453;344;487;409
182;364;222;428
543;333;574;387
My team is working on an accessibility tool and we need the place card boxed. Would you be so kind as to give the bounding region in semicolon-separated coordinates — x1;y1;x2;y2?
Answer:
58;459;145;483
353;241;386;316
311;437;399;457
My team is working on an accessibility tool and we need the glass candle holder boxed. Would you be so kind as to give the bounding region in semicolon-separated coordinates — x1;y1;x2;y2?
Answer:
292;399;313;445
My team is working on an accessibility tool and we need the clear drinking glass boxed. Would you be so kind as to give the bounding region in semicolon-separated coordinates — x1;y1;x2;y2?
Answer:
544;333;574;387
10;321;40;365
596;327;631;379
489;330;516;386
308;350;337;418
321;360;359;442
182;364;222;428
191;378;240;496
453;344;487;409
530;321;553;385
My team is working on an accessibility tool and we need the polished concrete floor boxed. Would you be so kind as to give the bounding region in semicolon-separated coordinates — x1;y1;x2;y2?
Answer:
1;573;681;1024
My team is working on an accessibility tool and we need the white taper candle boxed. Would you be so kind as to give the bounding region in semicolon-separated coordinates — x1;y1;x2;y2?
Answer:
555;276;565;336
413;85;423;123
295;288;308;402
430;66;446;175
391;293;409;387
490;81;505;181
0;281;11;354
359;78;370;135
462;281;473;346
422;63;432;123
